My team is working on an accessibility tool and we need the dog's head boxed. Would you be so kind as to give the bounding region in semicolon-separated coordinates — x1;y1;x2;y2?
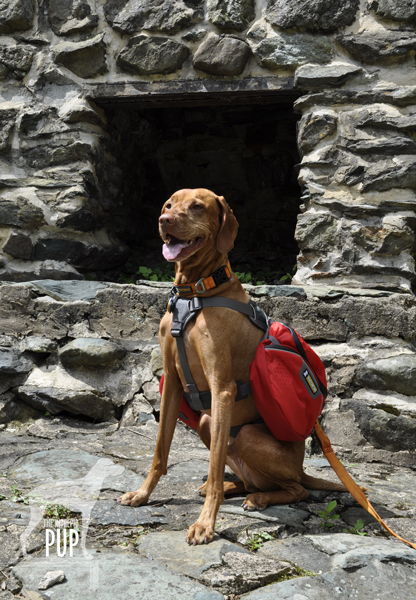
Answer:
159;188;238;262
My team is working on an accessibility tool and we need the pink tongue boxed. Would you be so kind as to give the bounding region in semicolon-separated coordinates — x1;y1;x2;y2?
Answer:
163;240;187;260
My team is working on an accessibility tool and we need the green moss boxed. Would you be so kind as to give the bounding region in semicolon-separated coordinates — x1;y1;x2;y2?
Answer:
374;404;400;416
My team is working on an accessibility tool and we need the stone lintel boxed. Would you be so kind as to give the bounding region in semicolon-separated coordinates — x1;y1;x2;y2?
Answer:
86;76;299;108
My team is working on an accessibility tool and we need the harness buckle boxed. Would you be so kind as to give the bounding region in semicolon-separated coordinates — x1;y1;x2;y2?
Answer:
195;278;206;294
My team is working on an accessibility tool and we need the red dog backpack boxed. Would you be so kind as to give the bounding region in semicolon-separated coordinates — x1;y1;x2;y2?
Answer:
249;322;327;441
160;295;328;442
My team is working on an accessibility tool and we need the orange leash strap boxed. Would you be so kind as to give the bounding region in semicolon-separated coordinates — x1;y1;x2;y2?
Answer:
313;420;416;551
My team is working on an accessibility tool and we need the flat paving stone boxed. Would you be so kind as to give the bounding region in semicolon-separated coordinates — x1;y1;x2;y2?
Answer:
0;500;31;526
165;459;209;483
258;535;333;575
305;533;416;570
243;559;416;599
8;449;144;493
364;470;416;506
219;498;309;528
138;530;249;579
12;549;223;600
91;500;169;527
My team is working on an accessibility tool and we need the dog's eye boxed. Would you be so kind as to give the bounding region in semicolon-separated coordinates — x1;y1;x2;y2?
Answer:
165;202;172;210
191;203;204;211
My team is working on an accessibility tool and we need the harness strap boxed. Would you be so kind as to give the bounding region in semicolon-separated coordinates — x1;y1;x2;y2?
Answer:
171;296;269;415
314;421;416;551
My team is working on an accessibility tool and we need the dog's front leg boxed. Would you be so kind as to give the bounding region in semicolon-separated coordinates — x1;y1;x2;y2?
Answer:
186;379;237;545
118;370;183;507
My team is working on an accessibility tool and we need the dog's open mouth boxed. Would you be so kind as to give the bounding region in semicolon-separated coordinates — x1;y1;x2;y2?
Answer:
162;234;205;261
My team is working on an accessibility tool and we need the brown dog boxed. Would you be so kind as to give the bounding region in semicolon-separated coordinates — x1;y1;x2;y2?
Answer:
118;188;347;544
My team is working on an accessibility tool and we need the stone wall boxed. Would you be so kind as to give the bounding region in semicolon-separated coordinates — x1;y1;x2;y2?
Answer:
0;280;415;468
0;0;414;291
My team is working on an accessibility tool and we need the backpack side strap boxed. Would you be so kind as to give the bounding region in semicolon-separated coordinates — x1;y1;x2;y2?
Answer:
314;420;416;551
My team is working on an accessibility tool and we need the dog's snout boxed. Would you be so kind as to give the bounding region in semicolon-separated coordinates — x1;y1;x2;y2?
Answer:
159;213;175;226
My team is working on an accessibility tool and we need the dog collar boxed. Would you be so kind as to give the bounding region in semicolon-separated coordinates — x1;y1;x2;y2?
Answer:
171;261;232;297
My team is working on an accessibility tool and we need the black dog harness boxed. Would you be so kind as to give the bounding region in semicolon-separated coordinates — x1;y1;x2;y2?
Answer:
168;294;271;437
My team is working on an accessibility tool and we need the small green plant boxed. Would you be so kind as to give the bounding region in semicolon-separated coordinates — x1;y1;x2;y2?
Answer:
318;500;340;529
43;504;78;519
235;271;253;284
343;519;368;536
244;531;274;551
280;272;292;282
0;494;6;500
10;486;29;504
45;412;50;417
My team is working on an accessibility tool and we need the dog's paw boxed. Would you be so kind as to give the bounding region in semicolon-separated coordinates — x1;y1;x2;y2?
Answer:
117;490;148;507
242;493;268;511
186;521;215;545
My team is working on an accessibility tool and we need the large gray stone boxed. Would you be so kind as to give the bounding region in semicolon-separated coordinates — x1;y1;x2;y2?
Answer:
0;348;32;375
252;33;333;70
13;550;224;600
91;500;168;526
338;31;416;64
48;0;98;35
207;0;255;32
249;285;307;299
138;530;249;579
0;0;34;34
17;366;115;421
53;35;108;78
266;0;360;32
201;551;293;595
345;135;416;156
295;63;362;88
360;156;416;192
220;498;309;528
117;35;189;75
355;354;416;396
59;338;126;368
0;196;45;228
106;0;194;35
306;533;416;568
258;535;333;574
243;560;416;600
3;232;32;260
0;45;33;80
369;0;416;23
342;398;416;452
18;280;110;302
193;33;251;76
8;449;144;492
298;112;338;154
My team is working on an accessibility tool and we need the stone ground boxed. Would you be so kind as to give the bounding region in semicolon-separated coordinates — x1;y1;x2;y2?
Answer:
0;416;415;600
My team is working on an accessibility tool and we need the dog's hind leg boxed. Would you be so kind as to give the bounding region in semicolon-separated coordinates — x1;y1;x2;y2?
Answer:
243;482;309;511
199;480;246;497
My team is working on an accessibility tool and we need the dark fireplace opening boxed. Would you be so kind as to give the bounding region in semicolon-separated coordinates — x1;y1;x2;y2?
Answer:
100;101;302;285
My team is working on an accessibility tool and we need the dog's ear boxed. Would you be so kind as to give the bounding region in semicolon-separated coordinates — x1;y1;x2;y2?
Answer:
216;196;239;254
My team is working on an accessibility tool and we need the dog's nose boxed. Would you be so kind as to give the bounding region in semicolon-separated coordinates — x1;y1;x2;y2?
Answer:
159;214;175;226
